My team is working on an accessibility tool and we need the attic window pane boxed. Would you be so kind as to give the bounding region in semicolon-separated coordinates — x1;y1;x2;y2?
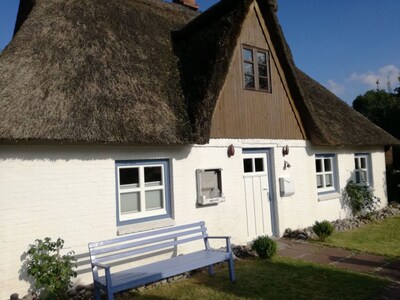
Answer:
243;48;253;61
244;62;254;75
243;158;253;173
257;52;267;64
259;78;268;90
258;65;267;77
325;174;333;187
245;76;255;88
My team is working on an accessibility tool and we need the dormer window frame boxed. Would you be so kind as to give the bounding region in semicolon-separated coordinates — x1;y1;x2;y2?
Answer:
242;44;272;93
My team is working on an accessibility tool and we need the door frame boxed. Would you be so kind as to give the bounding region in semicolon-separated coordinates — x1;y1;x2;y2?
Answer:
242;148;279;236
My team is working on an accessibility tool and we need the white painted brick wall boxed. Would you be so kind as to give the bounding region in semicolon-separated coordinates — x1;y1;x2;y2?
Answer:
0;141;388;299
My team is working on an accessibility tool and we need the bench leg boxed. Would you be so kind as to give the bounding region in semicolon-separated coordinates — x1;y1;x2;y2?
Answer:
228;256;236;282
207;264;215;276
94;284;101;300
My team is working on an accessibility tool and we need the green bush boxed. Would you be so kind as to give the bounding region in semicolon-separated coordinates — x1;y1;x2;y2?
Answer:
25;237;77;300
250;235;277;259
313;220;334;241
343;180;381;216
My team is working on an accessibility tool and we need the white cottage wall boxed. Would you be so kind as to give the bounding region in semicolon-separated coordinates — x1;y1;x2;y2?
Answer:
0;142;388;299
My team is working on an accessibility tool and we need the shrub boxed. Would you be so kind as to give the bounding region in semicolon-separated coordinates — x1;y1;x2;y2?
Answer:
250;235;277;259
25;237;77;300
343;180;381;216
313;220;334;241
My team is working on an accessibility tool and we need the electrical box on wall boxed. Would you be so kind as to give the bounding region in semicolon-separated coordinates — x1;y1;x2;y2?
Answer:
279;176;295;197
196;169;225;205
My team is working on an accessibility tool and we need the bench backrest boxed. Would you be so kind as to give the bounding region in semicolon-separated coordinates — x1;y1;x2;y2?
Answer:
88;221;209;280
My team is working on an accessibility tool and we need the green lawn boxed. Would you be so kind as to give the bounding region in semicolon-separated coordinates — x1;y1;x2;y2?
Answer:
322;215;400;257
121;257;387;300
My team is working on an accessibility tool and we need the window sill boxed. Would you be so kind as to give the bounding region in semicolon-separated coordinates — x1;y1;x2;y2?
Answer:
318;192;341;202
117;218;175;236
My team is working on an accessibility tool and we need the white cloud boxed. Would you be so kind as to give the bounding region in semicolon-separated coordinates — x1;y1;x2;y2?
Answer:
349;65;400;90
326;79;345;96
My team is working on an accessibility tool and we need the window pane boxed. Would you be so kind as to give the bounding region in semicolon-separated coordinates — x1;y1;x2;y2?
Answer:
324;158;332;172
315;159;322;173
245;75;255;88
355;158;359;169
244;62;254;75
360;157;366;169
257;51;267;64
259;77;268;90
325;174;333;187
258;64;268;77
243;48;253;61
145;190;163;210
201;170;220;198
243;158;253;173
361;171;367;183
121;192;140;213
255;158;264;172
145;166;162;186
119;168;139;187
316;175;323;188
355;171;361;183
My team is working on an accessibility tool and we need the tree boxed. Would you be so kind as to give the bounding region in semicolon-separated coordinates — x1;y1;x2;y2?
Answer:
352;83;400;202
353;89;400;139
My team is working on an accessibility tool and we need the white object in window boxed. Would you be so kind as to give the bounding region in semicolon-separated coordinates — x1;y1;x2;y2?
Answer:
117;164;166;221
196;169;225;205
354;154;371;186
315;155;337;193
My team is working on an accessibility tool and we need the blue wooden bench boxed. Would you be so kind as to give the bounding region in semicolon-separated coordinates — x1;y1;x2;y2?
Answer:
88;221;235;300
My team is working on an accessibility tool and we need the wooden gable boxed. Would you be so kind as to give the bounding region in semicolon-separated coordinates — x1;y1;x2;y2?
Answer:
210;3;306;140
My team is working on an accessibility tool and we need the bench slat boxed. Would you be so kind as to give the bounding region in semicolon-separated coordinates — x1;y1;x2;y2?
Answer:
96;234;208;264
97;250;229;292
90;227;206;257
89;221;205;248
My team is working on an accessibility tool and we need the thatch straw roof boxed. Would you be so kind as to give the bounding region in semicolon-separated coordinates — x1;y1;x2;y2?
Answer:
0;0;398;146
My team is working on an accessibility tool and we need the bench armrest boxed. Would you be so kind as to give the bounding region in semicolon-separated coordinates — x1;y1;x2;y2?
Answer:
205;236;233;253
92;262;111;270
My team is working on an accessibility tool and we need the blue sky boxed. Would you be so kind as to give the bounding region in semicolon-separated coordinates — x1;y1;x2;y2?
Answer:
1;0;399;104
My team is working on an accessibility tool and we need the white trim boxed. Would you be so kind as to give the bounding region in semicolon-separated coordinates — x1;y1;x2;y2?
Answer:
318;192;341;202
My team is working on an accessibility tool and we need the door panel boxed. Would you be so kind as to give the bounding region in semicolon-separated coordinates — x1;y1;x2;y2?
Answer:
243;150;275;237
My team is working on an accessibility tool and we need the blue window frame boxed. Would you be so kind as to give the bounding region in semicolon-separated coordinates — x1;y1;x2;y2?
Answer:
315;154;338;194
115;159;171;226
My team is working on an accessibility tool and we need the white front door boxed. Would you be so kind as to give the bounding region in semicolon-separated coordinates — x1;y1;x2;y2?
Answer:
243;150;275;238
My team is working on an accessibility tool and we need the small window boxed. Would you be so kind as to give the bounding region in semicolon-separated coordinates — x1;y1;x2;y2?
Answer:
243;155;266;174
315;154;337;193
242;46;271;92
196;169;225;205
354;154;372;186
116;160;171;225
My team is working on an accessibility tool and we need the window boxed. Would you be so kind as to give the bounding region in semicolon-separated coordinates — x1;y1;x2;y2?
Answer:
116;160;171;225
315;154;337;193
243;155;266;174
242;46;271;92
354;154;372;186
196;169;225;205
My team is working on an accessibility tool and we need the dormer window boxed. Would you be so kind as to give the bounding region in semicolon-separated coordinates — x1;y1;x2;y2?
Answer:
242;45;271;92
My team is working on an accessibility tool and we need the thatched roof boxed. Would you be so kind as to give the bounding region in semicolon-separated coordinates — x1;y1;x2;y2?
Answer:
0;0;398;146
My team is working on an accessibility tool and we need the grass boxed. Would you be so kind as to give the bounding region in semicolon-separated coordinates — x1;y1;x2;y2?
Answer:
321;215;400;257
120;257;387;300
